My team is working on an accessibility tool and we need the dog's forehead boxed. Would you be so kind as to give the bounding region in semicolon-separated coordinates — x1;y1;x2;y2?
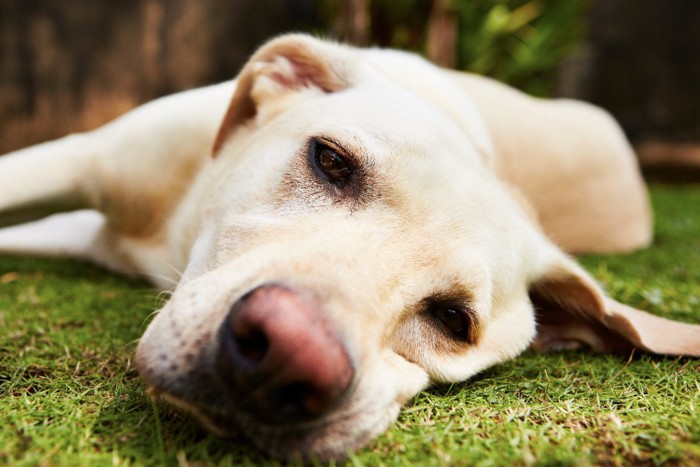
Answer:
299;86;483;157
301;88;516;214
274;86;494;192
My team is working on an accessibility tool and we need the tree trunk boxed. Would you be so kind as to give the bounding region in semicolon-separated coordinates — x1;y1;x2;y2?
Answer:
0;0;320;154
559;0;700;179
425;0;456;68
332;0;370;46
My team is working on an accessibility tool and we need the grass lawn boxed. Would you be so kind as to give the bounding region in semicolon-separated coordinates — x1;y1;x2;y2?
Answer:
1;184;699;466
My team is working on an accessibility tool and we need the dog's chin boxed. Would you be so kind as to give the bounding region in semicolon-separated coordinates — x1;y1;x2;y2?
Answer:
152;387;395;462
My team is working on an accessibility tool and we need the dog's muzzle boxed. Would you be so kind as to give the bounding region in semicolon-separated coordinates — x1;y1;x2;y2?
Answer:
215;284;355;424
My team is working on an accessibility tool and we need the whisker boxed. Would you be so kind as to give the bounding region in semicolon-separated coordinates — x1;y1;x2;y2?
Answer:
161;260;185;280
155;289;174;307
142;271;179;287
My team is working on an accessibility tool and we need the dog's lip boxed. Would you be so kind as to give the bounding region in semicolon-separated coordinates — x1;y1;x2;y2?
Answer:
155;389;239;437
149;376;360;434
151;384;377;461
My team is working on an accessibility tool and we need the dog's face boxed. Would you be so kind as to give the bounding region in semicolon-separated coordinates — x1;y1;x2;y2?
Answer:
135;36;697;460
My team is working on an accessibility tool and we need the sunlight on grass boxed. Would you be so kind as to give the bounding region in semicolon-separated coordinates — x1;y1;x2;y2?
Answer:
1;185;698;465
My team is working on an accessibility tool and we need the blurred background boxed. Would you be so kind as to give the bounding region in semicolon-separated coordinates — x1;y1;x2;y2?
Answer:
1;0;699;180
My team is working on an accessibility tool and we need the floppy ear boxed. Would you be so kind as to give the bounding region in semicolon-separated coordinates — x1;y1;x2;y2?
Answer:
529;252;700;357
212;34;352;155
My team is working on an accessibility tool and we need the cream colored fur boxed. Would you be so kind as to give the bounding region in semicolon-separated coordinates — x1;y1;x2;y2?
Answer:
0;35;697;461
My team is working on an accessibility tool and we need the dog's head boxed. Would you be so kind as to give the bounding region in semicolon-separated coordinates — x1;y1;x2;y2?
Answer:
135;35;699;461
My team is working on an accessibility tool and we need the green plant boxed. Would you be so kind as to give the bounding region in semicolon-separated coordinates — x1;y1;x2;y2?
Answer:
452;0;587;96
317;0;588;96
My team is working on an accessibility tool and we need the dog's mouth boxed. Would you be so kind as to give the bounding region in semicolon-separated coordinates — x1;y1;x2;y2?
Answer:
136;283;389;461
146;381;388;462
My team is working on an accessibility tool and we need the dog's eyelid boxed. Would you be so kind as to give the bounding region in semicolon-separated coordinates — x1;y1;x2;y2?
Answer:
311;135;374;169
313;136;351;157
425;296;480;345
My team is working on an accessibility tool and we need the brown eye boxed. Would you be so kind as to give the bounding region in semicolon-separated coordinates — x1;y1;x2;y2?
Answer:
315;145;351;186
431;304;473;343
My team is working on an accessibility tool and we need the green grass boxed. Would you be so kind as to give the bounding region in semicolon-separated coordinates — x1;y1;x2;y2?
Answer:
1;184;699;466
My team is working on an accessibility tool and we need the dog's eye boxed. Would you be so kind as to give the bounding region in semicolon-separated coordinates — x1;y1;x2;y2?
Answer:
430;304;474;343
314;144;352;186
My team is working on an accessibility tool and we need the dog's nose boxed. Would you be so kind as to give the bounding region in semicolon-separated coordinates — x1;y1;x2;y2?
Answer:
216;284;354;423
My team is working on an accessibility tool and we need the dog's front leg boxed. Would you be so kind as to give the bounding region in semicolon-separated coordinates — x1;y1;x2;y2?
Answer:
0;134;100;227
0;81;234;279
0;134;131;270
0;134;114;265
0;81;233;232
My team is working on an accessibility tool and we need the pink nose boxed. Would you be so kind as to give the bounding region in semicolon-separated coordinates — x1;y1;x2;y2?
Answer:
216;284;354;423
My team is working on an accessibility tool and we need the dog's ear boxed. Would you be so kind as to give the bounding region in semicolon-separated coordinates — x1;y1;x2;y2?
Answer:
212;35;351;155
528;250;700;357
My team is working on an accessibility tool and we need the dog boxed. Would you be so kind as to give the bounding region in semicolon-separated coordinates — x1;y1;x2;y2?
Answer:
0;34;698;461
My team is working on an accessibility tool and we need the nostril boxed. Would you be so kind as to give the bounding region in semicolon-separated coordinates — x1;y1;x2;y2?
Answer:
216;304;269;378
233;327;268;364
277;382;314;416
277;382;334;417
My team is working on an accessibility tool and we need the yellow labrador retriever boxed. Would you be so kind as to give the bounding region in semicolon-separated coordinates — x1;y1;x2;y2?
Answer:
0;35;698;461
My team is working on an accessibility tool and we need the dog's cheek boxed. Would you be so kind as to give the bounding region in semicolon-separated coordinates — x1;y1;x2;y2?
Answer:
427;299;537;383
380;349;430;404
386;313;448;375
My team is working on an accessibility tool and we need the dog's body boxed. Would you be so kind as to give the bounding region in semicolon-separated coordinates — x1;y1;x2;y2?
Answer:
1;35;697;460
